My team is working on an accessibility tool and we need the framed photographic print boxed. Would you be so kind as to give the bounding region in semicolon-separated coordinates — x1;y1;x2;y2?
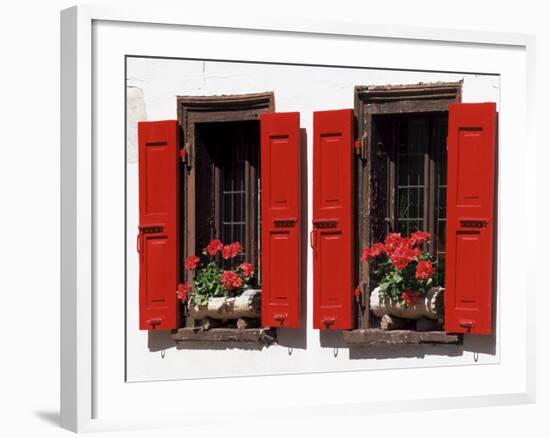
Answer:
61;4;536;433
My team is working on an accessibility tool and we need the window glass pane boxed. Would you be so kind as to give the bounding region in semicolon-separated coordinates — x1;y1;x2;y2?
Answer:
221;144;245;266
433;115;448;285
396;117;427;236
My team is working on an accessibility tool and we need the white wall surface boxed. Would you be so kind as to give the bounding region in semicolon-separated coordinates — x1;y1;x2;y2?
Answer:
126;58;500;382
1;1;548;437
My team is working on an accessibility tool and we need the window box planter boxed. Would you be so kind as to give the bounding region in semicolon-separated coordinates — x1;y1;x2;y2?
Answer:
369;286;444;320
187;289;261;321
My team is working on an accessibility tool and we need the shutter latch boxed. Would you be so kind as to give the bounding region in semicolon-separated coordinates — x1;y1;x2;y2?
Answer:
459;319;474;331
147;318;163;329
354;287;362;305
322;317;335;329
274;313;288;325
180;142;191;165
354;132;368;159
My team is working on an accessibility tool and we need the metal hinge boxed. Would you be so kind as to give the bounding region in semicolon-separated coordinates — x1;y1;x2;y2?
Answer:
355;281;368;307
354;132;368;160
180;142;192;166
354;286;362;305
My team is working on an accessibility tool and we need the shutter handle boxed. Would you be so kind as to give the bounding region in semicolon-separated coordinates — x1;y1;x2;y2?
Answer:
274;313;288;325
309;229;317;252
136;233;143;256
459;319;474;330
322;317;335;329
147;318;162;329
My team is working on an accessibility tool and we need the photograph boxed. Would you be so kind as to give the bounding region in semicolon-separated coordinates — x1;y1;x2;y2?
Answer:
48;2;541;434
127;57;499;381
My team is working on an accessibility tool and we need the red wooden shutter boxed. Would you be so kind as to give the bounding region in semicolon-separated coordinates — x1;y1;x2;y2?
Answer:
445;103;497;335
138;120;180;330
312;109;355;330
260;112;302;328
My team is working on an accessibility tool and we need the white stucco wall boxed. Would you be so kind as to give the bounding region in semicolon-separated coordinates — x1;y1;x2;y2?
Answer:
126;57;500;382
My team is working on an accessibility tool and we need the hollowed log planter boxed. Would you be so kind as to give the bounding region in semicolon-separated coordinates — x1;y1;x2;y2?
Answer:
370;286;444;320
188;289;261;320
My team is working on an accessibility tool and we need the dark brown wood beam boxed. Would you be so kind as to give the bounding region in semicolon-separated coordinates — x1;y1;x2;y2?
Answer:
172;328;276;346
343;329;461;345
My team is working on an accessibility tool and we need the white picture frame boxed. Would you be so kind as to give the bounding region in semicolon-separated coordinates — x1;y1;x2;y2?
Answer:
60;4;536;433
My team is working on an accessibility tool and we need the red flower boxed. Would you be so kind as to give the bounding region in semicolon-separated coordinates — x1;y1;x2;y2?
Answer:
369;243;386;258
384;233;403;256
221;242;243;260
415;260;434;280
410;231;431;247
390;239;420;270
177;283;191;301
204;239;223;257
221;245;233;260
184;255;200;270
360;243;386;262
401;290;419;306
239;262;254;278
220;270;243;289
230;242;242;257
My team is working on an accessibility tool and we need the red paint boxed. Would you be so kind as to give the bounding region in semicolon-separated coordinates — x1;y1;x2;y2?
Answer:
260;112;302;328
444;103;497;335
138;120;180;330
312;109;355;330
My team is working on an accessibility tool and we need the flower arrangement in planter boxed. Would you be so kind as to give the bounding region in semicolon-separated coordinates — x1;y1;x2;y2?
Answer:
361;231;444;322
177;239;260;328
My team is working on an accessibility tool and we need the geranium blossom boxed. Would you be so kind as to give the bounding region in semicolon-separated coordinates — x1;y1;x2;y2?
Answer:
221;245;233;260
369;242;386;258
220;270;243;289
401;290;419;306
222;242;243;259
384;233;403;256
239;262;254;278
389;239;420;270
177;283;191;301
184;255;200;270
363;231;437;308
410;231;431;247
230;242;242;257
204;239;223;257
415;260;434;280
360;242;386;262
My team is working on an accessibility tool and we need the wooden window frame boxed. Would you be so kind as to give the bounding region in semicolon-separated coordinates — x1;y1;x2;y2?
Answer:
176;92;274;330
353;81;462;333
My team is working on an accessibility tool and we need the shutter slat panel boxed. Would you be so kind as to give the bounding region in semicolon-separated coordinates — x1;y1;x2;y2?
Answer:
138;120;180;330
445;103;496;335
261;112;302;328
313;109;355;330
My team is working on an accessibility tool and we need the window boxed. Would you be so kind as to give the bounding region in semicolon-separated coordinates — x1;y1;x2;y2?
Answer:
137;84;496;343
194;120;260;271
373;112;448;285
138;93;304;338
178;93;273;284
352;82;463;332
311;82;497;342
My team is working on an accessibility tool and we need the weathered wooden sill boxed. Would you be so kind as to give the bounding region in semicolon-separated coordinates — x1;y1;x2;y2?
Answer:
343;329;462;345
172;328;276;347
